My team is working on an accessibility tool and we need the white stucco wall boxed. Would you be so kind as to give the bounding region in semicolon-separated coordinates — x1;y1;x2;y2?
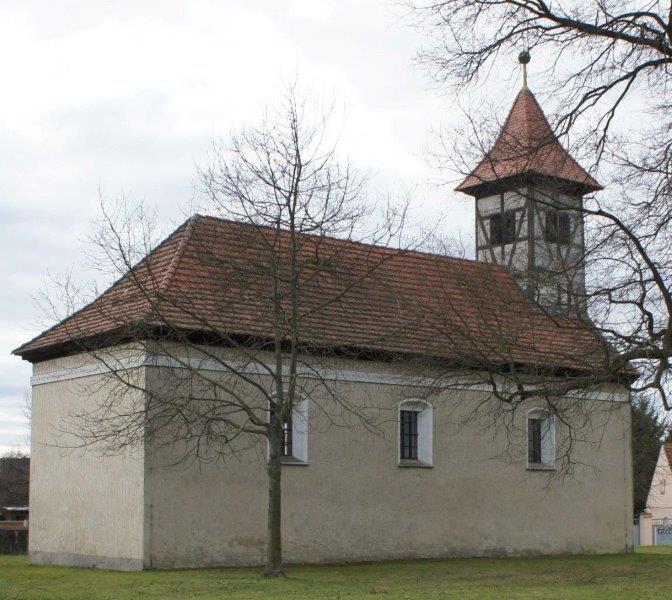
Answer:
141;351;633;568
27;347;633;569
29;353;147;570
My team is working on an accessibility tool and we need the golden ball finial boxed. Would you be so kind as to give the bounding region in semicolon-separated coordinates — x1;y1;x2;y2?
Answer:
518;50;530;89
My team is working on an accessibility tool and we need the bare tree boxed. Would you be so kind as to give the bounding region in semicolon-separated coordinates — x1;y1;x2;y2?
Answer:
37;88;413;576
407;0;672;411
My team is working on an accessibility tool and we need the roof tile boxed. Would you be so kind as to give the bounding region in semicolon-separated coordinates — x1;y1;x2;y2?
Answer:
456;89;602;195
14;216;609;371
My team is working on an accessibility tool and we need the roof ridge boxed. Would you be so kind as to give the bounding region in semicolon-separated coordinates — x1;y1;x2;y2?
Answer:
498;89;554;158
159;214;199;295
193;214;507;272
454;89;538;191
12;217;196;356
522;90;553;142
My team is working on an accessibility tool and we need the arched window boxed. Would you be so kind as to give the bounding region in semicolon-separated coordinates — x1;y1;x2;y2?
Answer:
527;408;555;469
269;395;309;465
398;399;433;467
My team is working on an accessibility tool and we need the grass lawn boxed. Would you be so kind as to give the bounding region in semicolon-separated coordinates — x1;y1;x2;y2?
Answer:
0;548;670;600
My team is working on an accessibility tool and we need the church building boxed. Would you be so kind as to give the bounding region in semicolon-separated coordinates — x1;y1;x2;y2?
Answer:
14;72;633;570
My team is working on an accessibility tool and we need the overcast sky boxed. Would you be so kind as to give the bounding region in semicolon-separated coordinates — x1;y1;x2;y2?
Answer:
0;0;568;454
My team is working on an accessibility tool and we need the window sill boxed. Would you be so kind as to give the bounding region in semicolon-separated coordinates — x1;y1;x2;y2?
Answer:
398;459;433;469
527;463;555;471
280;456;308;467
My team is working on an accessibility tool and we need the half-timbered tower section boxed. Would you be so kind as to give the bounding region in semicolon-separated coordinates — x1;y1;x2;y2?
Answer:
456;84;602;313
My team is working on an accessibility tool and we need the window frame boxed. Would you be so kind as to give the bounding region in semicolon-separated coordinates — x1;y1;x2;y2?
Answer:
528;417;543;464
526;408;556;471
544;209;571;245
489;209;517;246
400;409;419;460
397;399;433;468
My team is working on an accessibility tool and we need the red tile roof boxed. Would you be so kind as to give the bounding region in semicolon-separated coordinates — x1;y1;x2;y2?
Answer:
664;443;672;471
14;216;611;372
456;89;602;196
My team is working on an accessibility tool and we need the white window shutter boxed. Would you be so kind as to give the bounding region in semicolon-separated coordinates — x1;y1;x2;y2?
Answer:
540;416;555;465
292;398;309;463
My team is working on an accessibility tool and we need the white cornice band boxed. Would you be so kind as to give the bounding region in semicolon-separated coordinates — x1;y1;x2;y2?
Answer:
30;353;629;402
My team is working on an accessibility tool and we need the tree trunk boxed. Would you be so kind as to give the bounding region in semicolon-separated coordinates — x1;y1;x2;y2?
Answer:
265;426;284;577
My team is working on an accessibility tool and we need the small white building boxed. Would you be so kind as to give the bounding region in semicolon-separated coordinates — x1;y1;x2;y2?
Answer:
645;443;672;521
638;443;672;546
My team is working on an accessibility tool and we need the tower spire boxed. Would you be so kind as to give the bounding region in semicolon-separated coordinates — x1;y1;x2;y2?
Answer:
518;50;530;90
454;67;602;197
454;59;604;313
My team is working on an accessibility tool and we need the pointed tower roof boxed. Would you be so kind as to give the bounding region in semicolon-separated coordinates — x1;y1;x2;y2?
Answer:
456;88;602;197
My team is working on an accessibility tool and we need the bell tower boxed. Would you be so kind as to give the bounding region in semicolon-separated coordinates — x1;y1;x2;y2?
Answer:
455;52;602;313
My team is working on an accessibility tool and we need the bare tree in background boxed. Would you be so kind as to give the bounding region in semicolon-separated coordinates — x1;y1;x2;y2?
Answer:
42;88;412;576
407;0;672;411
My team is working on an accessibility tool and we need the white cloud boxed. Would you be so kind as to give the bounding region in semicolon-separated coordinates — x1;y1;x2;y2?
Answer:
290;0;334;20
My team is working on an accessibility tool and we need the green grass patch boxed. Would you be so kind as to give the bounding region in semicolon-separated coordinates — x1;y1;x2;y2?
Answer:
0;549;670;599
